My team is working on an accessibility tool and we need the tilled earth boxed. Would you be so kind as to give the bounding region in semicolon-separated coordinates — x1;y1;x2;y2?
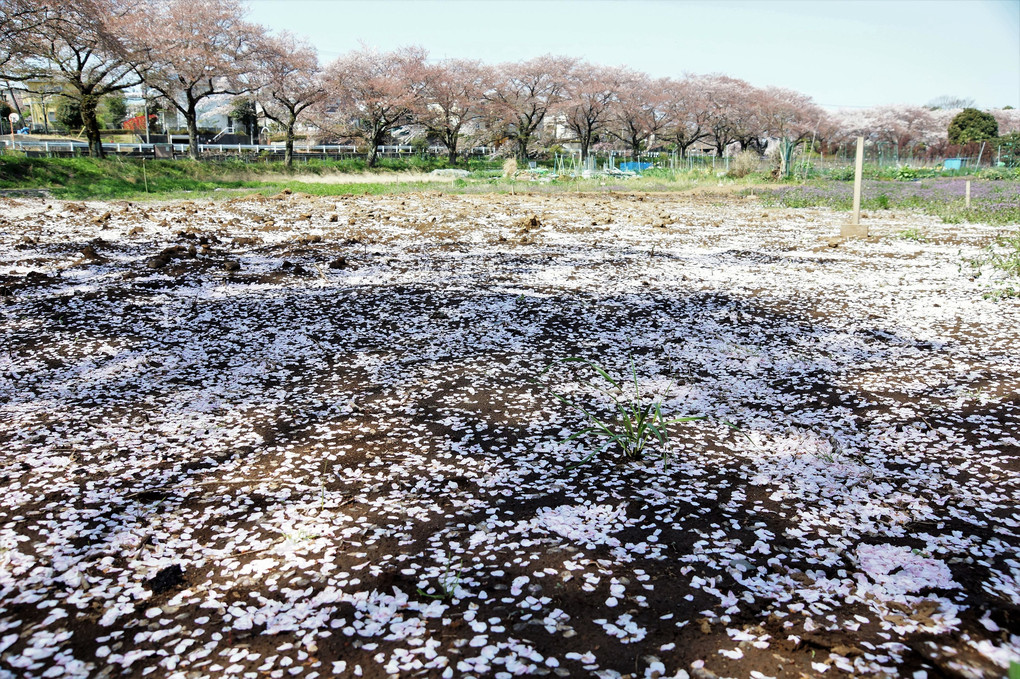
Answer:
0;190;1018;679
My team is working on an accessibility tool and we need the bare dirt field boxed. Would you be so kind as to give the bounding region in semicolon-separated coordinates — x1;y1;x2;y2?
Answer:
1;191;1018;678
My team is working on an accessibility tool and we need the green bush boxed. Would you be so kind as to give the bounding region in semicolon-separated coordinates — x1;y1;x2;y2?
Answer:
98;94;127;129
948;108;999;144
828;166;856;181
980;166;1020;180
56;99;83;131
895;166;937;180
996;132;1020;168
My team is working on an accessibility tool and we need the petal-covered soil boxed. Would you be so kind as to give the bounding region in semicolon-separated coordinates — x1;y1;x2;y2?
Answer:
0;191;1018;678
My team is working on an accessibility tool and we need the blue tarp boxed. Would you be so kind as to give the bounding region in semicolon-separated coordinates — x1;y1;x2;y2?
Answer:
619;162;653;173
943;158;965;170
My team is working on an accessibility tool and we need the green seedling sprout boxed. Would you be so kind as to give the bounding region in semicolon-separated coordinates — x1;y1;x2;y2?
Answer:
417;556;463;601
533;356;707;469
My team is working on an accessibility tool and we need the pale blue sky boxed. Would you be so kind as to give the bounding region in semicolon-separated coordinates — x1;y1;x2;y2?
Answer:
244;0;1020;109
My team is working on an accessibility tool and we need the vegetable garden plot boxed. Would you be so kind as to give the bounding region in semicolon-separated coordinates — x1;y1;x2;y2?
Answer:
0;192;1018;678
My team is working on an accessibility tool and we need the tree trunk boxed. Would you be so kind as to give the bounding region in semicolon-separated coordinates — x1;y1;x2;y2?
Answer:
186;107;200;160
284;112;296;168
7;85;23;119
79;93;104;158
444;131;456;164
515;133;529;162
367;129;382;167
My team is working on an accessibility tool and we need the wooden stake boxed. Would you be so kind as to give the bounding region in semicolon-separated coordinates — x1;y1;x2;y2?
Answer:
852;136;864;224
965;180;971;209
841;137;868;238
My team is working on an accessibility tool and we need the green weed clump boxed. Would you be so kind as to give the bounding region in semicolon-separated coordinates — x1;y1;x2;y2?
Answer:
895;228;926;242
968;229;1020;299
534;357;705;469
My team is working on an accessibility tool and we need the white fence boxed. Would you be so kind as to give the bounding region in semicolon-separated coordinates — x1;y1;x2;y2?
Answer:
0;139;494;158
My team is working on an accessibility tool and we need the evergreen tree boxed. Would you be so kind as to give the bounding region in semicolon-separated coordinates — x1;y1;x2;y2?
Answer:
948;108;999;144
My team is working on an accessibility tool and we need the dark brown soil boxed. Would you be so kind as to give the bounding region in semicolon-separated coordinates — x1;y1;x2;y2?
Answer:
0;192;1017;678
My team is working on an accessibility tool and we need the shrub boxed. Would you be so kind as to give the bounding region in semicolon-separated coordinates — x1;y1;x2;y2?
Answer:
996;132;1020;168
948;108;999;144
98;94;127;129
895;166;937;180
728;150;760;178
828;166;856;181
56;99;83;131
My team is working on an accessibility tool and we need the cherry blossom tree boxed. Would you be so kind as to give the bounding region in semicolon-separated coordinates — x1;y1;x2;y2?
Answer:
320;46;427;168
560;62;624;162
991;108;1020;136
827;108;875;148
0;0;45;72
753;86;826;174
608;71;672;157
1;0;44;123
661;76;713;157
415;58;488;164
139;0;261;159
485;55;575;161
3;0;147;157
700;74;753;157
255;32;324;167
825;106;961;162
872;105;943;154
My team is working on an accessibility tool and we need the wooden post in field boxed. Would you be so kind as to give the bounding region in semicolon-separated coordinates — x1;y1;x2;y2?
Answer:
965;180;971;209
851;137;864;223
842;136;868;239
